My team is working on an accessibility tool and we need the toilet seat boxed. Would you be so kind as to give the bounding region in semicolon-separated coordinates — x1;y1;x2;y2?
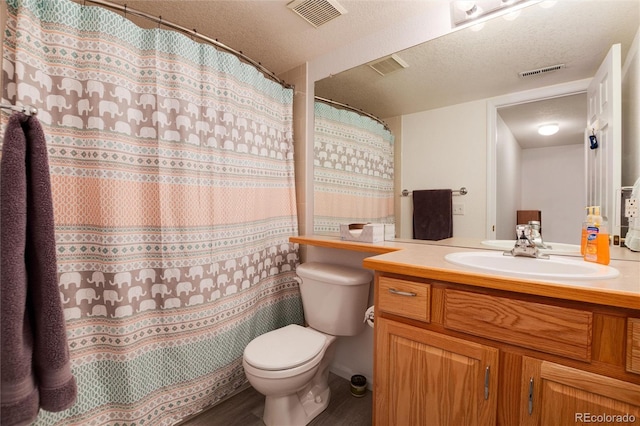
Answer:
244;324;326;371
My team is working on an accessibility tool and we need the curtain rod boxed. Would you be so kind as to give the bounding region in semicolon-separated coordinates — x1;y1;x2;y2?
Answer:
82;0;292;89
0;103;38;116
314;96;390;131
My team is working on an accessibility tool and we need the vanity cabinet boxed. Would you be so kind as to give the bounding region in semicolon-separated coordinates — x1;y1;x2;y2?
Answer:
520;357;640;426
376;317;498;426
373;273;640;426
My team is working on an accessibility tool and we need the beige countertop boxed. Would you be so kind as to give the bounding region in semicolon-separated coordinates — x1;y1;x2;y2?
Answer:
290;235;640;310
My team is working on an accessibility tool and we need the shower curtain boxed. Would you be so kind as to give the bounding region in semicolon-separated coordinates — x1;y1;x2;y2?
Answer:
313;101;395;234
1;0;303;424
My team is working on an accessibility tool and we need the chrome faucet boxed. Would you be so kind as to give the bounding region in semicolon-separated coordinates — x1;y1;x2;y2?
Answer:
503;224;549;259
527;220;552;250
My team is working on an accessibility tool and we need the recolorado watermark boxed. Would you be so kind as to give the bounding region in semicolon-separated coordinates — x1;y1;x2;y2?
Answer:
575;413;637;423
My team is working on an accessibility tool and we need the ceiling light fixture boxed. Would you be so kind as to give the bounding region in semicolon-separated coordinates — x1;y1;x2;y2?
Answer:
450;0;535;28
538;123;559;136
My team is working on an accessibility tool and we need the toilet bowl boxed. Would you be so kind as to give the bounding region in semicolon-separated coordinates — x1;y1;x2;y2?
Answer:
243;324;337;426
242;262;372;426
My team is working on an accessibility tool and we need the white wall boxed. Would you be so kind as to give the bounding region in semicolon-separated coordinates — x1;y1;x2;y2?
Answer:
398;100;487;239
520;144;585;244
622;27;640;187
305;246;376;390
386;115;403;238
496;114;522;240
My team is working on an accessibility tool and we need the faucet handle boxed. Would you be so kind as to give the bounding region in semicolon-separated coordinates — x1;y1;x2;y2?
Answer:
506;224;550;259
516;224;532;240
528;220;541;233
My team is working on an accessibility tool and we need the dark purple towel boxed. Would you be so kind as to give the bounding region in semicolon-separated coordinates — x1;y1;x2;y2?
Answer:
1;112;77;425
412;189;453;241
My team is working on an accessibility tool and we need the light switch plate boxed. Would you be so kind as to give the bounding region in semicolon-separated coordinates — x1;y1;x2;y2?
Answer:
453;203;465;215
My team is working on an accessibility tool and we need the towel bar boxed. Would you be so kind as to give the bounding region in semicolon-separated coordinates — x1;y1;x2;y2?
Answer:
401;187;467;197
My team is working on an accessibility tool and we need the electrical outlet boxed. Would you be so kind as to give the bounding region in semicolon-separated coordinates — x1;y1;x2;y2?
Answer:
453;203;465;215
626;198;638;218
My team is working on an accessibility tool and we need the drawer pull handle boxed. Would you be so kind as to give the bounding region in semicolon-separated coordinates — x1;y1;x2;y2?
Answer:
528;378;534;415
484;366;490;400
388;288;417;297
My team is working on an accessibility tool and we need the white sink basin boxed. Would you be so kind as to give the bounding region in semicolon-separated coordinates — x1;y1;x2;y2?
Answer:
445;251;619;281
481;240;580;254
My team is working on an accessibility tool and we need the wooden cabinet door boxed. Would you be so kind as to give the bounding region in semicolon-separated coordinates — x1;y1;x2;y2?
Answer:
375;317;499;426
520;356;640;426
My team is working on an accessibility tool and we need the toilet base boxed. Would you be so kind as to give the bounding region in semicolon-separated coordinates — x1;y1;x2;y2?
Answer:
263;386;330;426
261;339;336;426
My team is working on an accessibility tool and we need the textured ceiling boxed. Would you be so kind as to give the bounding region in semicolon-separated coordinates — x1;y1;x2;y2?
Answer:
89;0;638;149
98;0;436;76
315;1;638;117
315;0;638;148
498;94;586;149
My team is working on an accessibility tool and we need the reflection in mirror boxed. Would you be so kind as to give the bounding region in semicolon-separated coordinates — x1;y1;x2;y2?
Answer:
496;93;586;245
313;99;395;235
314;0;639;259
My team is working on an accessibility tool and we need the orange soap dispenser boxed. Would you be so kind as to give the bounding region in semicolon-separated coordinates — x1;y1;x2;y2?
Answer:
580;206;594;256
584;206;610;265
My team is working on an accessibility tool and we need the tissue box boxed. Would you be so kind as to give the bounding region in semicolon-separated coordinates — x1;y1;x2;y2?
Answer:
384;223;396;240
340;223;385;243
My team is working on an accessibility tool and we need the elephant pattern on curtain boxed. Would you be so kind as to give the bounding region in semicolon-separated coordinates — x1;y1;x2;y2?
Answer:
313;101;395;234
1;0;303;424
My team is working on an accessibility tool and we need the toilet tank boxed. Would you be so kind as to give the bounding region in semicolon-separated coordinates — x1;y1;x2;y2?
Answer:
295;262;372;336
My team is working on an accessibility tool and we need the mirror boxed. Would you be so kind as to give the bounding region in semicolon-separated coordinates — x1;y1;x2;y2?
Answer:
314;1;639;257
495;93;586;244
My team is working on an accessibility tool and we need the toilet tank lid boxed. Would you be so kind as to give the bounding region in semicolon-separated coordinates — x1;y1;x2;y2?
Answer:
296;262;372;286
243;324;326;371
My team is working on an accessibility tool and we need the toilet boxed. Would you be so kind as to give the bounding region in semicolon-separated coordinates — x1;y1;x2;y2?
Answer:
242;262;372;426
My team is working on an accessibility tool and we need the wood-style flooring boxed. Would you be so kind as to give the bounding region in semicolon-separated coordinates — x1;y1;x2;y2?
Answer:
178;373;372;426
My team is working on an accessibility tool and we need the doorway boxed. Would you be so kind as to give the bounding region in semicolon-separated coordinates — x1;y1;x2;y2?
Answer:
486;80;590;244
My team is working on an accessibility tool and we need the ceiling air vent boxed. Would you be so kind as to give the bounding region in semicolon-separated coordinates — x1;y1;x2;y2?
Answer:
287;0;347;28
519;63;566;78
369;54;409;76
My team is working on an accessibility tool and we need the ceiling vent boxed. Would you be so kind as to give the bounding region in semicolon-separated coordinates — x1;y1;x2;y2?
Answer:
369;54;409;76
519;63;566;78
287;0;347;28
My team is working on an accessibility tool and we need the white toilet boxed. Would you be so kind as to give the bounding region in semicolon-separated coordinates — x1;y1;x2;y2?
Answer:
242;262;372;426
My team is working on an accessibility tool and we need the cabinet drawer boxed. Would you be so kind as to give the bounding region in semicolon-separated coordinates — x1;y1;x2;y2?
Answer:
378;277;430;322
444;289;592;361
628;318;640;375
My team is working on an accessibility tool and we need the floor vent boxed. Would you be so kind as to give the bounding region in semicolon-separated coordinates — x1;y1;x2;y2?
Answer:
519;64;566;78
369;54;409;76
287;0;347;28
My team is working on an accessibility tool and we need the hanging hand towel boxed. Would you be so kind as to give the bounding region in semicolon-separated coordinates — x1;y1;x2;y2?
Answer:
412;189;453;241
1;112;77;426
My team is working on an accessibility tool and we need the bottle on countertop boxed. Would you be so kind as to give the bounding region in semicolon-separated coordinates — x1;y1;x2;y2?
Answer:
580;206;594;256
583;206;610;265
